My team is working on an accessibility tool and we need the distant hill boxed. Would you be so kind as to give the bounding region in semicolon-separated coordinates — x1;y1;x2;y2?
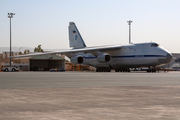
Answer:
0;47;34;53
0;47;68;53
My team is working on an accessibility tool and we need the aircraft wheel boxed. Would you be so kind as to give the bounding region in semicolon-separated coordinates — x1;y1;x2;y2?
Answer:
12;68;15;72
100;67;102;72
99;67;101;72
103;67;106;72
105;67;107;72
104;67;106;72
97;68;100;72
106;67;110;72
96;68;98;72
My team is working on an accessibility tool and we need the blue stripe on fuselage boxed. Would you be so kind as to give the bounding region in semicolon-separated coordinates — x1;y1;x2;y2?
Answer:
112;55;166;58
83;55;166;59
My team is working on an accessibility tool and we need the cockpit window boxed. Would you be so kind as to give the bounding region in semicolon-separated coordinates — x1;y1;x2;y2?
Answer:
151;43;159;47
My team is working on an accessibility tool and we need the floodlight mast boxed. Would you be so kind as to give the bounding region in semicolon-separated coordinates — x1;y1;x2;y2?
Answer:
8;13;15;67
127;20;133;44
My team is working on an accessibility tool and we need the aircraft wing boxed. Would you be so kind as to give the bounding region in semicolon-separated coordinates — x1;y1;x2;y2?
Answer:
11;45;121;58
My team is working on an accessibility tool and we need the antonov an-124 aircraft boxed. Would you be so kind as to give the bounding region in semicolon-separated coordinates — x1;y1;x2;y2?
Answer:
12;22;173;72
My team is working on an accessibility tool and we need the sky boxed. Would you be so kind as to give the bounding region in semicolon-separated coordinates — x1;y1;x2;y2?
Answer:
0;0;180;53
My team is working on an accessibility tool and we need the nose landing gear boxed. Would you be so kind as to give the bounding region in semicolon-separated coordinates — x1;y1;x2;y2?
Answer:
147;67;156;73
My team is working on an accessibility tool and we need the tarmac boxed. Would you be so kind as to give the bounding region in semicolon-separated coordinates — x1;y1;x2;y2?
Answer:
0;71;180;120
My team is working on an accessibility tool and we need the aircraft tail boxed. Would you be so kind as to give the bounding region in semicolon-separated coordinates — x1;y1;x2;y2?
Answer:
69;22;86;49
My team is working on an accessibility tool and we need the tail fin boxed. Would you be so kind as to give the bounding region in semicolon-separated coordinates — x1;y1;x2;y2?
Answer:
69;22;86;49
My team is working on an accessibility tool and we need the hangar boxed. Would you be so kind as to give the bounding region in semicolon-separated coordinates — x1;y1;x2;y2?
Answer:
30;54;65;71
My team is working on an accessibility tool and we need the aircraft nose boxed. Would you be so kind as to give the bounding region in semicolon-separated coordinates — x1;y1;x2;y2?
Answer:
158;53;173;64
166;53;173;63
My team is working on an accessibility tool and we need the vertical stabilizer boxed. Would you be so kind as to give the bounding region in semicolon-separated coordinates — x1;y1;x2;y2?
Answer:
69;22;86;49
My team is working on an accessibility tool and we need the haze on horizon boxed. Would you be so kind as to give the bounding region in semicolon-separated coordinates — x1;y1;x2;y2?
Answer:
0;0;180;53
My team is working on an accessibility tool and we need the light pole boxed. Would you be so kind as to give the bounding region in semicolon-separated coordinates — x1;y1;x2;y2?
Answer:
127;20;133;44
8;13;15;67
19;47;22;54
19;47;22;64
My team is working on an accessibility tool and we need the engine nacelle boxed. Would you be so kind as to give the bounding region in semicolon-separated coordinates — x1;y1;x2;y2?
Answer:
71;55;85;64
97;54;111;63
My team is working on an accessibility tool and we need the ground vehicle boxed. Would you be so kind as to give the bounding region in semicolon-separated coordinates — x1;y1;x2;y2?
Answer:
2;67;19;72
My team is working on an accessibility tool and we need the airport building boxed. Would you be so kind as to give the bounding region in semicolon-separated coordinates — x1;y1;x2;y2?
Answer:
29;54;65;71
0;52;65;71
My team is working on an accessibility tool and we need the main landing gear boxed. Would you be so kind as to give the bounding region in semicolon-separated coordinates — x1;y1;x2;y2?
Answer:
147;67;156;73
115;68;130;72
96;67;111;72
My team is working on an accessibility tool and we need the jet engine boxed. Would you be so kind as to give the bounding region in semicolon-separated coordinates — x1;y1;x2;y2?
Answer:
71;55;85;64
97;54;111;62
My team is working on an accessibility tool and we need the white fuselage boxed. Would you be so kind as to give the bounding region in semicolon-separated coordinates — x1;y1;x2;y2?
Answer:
70;42;172;69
